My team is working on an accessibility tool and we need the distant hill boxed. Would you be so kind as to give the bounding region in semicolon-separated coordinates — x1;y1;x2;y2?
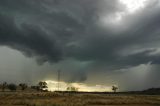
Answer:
142;88;160;95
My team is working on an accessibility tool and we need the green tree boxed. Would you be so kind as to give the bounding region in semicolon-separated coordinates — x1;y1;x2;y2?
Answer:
112;86;118;93
67;87;78;92
31;86;40;91
38;81;48;91
2;82;7;92
19;83;28;91
8;84;17;91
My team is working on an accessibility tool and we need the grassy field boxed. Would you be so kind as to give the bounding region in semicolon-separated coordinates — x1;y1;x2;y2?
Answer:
0;92;160;106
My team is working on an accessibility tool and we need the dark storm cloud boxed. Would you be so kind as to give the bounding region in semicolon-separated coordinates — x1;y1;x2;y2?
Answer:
0;14;62;64
0;0;122;64
66;1;160;69
0;0;97;64
67;71;87;83
1;0;160;84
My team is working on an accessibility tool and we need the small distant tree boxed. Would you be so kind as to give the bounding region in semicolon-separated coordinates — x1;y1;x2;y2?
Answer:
19;83;28;91
31;86;40;91
67;87;78;92
112;86;118;93
38;81;48;91
8;84;17;91
2;82;7;92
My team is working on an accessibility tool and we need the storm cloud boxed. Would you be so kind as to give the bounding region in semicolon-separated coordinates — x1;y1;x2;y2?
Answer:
0;0;160;90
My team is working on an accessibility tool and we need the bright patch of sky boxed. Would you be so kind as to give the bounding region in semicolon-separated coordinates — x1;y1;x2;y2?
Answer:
101;0;148;25
120;0;148;13
46;80;112;92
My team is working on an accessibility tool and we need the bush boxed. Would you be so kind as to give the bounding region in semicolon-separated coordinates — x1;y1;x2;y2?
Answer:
8;84;17;91
19;83;28;90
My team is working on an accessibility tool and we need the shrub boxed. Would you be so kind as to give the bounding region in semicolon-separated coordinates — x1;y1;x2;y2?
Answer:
8;84;17;91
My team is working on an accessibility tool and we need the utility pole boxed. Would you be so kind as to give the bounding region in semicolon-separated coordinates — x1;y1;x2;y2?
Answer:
57;70;61;91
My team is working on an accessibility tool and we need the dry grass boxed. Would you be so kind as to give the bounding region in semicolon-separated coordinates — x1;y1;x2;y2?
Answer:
0;92;160;106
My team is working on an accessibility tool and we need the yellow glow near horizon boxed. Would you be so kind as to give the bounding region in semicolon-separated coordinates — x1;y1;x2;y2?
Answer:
119;0;147;13
45;80;112;92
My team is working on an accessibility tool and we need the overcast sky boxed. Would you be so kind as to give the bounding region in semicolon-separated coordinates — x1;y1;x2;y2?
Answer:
0;0;160;91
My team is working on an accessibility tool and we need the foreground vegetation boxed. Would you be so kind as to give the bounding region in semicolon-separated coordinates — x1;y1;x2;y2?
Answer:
0;82;160;106
0;92;160;106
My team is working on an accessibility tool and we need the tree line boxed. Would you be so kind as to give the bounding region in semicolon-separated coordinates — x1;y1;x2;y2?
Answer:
0;81;48;92
0;81;118;92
